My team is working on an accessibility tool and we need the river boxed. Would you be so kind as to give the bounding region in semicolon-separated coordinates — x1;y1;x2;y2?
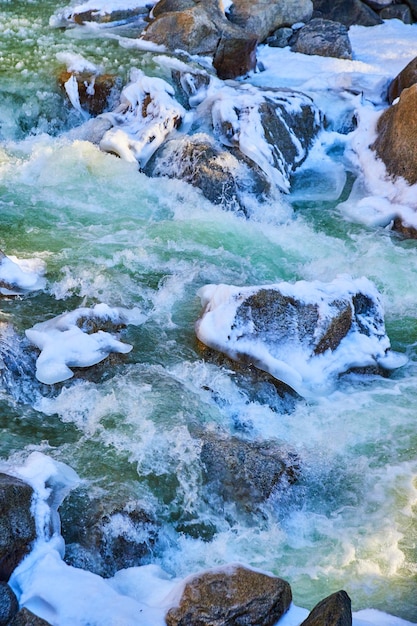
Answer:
1;2;417;624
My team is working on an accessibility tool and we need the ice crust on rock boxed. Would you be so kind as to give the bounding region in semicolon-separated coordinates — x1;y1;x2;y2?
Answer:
0;252;46;296
25;303;139;385
195;276;407;398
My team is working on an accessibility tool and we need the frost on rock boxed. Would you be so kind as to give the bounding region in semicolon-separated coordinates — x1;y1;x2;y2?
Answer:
25;304;136;385
0;250;46;296
99;69;185;169
195;277;407;398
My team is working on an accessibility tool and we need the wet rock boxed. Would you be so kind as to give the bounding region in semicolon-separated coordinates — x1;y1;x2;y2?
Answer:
312;0;382;26
362;0;393;9
227;0;313;43
380;3;412;22
59;70;122;116
61;491;159;577
8;608;52;626
144;132;272;215
371;83;417;185
198;430;299;508
392;216;417;239
195;277;403;397
300;590;352;626
0;582;18;625
404;0;417;20
0;474;36;581
165;564;292;626
50;3;150;28
388;56;417;103
291;18;352;60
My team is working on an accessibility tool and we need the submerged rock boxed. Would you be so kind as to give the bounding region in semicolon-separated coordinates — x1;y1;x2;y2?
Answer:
291;18;352;59
165;564;292;626
198;430;299;508
62;491;159;577
0;474;36;581
371;83;417;186
300;590;352;626
195;277;406;397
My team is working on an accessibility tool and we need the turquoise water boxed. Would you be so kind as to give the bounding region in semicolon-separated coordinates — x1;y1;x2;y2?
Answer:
1;2;417;621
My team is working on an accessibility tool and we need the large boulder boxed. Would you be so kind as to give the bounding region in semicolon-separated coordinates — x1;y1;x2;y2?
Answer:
227;0;313;43
165;564;292;626
198;430;299;508
312;0;382;26
195;277;406;397
300;590;352;626
291;18;352;60
371;83;417;185
0;474;36;581
141;0;258;78
388;56;417;104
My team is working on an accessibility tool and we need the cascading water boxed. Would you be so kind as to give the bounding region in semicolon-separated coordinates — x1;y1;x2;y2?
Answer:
1;1;417;624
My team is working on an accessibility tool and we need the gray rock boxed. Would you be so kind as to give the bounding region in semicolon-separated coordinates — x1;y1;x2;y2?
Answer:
267;27;293;48
165;564;292;626
227;0;313;43
300;590;352;626
404;0;417;19
144;133;272;216
312;0;382;26
380;3;412;22
0;582;18;625
199;430;299;507
8;608;52;626
362;0;393;8
291;18;352;60
61;491;159;577
0;474;36;581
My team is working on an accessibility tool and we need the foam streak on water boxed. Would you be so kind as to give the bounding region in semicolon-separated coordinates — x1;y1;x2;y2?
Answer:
1;2;417;624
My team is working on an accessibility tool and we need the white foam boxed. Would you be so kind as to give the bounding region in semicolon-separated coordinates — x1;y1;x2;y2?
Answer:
24;303;141;384
0;253;46;296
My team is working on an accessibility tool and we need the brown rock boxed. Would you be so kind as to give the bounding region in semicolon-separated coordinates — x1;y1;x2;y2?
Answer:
371;83;417;185
166;564;292;626
8;608;52;626
300;590;352;626
0;474;36;581
392;216;417;239
388;56;417;104
213;31;257;79
59;70;121;116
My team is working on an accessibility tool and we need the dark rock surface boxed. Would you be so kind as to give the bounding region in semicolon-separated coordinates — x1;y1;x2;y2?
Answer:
165;564;292;626
0;582;18;626
0;474;36;581
291;18;352;59
371;83;417;185
199;430;299;507
312;0;382;26
8;608;52;626
300;590;352;626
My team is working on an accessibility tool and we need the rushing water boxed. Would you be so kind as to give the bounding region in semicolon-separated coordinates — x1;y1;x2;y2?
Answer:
1;1;417;623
